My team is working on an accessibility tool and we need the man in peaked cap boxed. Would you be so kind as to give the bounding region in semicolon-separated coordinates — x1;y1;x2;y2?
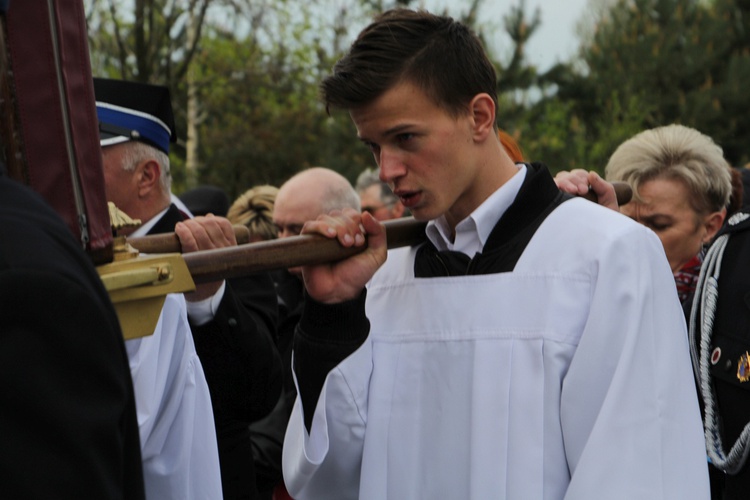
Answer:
94;78;181;230
95;78;282;500
94;77;222;499
95;78;199;220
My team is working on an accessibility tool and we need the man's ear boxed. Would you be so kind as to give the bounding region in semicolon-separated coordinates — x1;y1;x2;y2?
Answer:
468;93;496;142
702;207;727;244
136;159;162;197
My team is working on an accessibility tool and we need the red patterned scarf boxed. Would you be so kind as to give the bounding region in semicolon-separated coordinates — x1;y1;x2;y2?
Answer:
675;253;703;304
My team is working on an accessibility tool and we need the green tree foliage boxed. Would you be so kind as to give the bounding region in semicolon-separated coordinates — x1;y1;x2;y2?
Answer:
187;4;386;199
492;0;544;137
487;1;578;168
707;0;750;165
537;0;750;170
85;0;211;84
86;0;408;197
191;27;370;199
86;0;227;190
86;0;750;193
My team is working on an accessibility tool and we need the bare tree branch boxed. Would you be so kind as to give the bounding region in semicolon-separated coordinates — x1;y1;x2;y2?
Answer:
174;0;211;83
107;0;130;79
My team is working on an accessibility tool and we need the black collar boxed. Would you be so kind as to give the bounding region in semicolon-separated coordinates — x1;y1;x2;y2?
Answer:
147;203;189;235
414;163;570;277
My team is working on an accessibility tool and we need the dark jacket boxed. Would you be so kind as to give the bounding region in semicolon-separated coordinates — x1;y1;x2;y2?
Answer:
0;176;145;499
251;269;304;499
689;212;750;500
151;205;283;500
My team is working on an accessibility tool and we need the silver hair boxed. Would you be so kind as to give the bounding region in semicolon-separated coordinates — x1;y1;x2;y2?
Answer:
120;141;172;194
321;181;361;213
355;168;398;206
605;124;732;215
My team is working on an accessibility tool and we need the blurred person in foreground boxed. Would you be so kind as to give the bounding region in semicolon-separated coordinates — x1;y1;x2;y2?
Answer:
281;9;709;499
0;173;145;499
95;77;282;500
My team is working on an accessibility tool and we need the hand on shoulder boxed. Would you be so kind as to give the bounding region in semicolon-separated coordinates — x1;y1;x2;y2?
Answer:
554;169;620;212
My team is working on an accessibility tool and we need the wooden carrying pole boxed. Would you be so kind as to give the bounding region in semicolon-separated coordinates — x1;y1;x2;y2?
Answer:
184;217;427;284
127;225;252;254
132;181;633;284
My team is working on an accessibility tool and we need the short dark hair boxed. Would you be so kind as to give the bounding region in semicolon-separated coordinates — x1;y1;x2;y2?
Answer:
321;8;498;119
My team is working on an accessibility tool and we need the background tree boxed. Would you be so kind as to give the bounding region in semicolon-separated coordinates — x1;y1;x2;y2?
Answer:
86;0;750;196
86;0;421;196
87;0;228;188
86;0;211;84
534;0;750;170
704;0;750;166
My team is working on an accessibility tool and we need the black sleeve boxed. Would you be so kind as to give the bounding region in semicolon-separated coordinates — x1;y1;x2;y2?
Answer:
189;274;283;499
249;280;301;495
190;275;283;425
294;289;370;431
229;273;279;342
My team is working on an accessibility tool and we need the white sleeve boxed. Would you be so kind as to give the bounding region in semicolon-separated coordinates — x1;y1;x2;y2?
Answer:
560;225;709;499
282;338;372;500
185;281;226;326
126;293;223;499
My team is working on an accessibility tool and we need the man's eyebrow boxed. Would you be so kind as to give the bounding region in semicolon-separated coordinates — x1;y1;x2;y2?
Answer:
358;123;416;143
640;213;672;222
383;123;414;136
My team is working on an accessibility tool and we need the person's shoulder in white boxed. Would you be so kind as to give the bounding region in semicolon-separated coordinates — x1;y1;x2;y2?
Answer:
125;293;223;499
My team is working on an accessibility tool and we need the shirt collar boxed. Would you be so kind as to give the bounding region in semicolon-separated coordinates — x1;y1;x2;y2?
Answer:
426;163;527;254
130;205;171;238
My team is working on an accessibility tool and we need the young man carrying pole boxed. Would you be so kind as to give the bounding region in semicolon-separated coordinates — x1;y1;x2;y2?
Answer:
282;8;709;499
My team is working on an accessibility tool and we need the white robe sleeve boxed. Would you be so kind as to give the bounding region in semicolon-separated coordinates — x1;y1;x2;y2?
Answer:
126;293;223;500
283;339;372;500
559;224;709;499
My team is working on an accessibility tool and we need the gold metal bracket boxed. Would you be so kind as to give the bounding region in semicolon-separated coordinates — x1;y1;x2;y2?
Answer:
97;253;195;340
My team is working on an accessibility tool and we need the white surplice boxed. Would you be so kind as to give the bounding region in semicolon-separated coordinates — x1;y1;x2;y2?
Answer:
283;197;709;499
126;293;223;499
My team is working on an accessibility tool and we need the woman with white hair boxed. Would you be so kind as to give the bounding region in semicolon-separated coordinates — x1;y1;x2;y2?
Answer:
604;124;732;303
